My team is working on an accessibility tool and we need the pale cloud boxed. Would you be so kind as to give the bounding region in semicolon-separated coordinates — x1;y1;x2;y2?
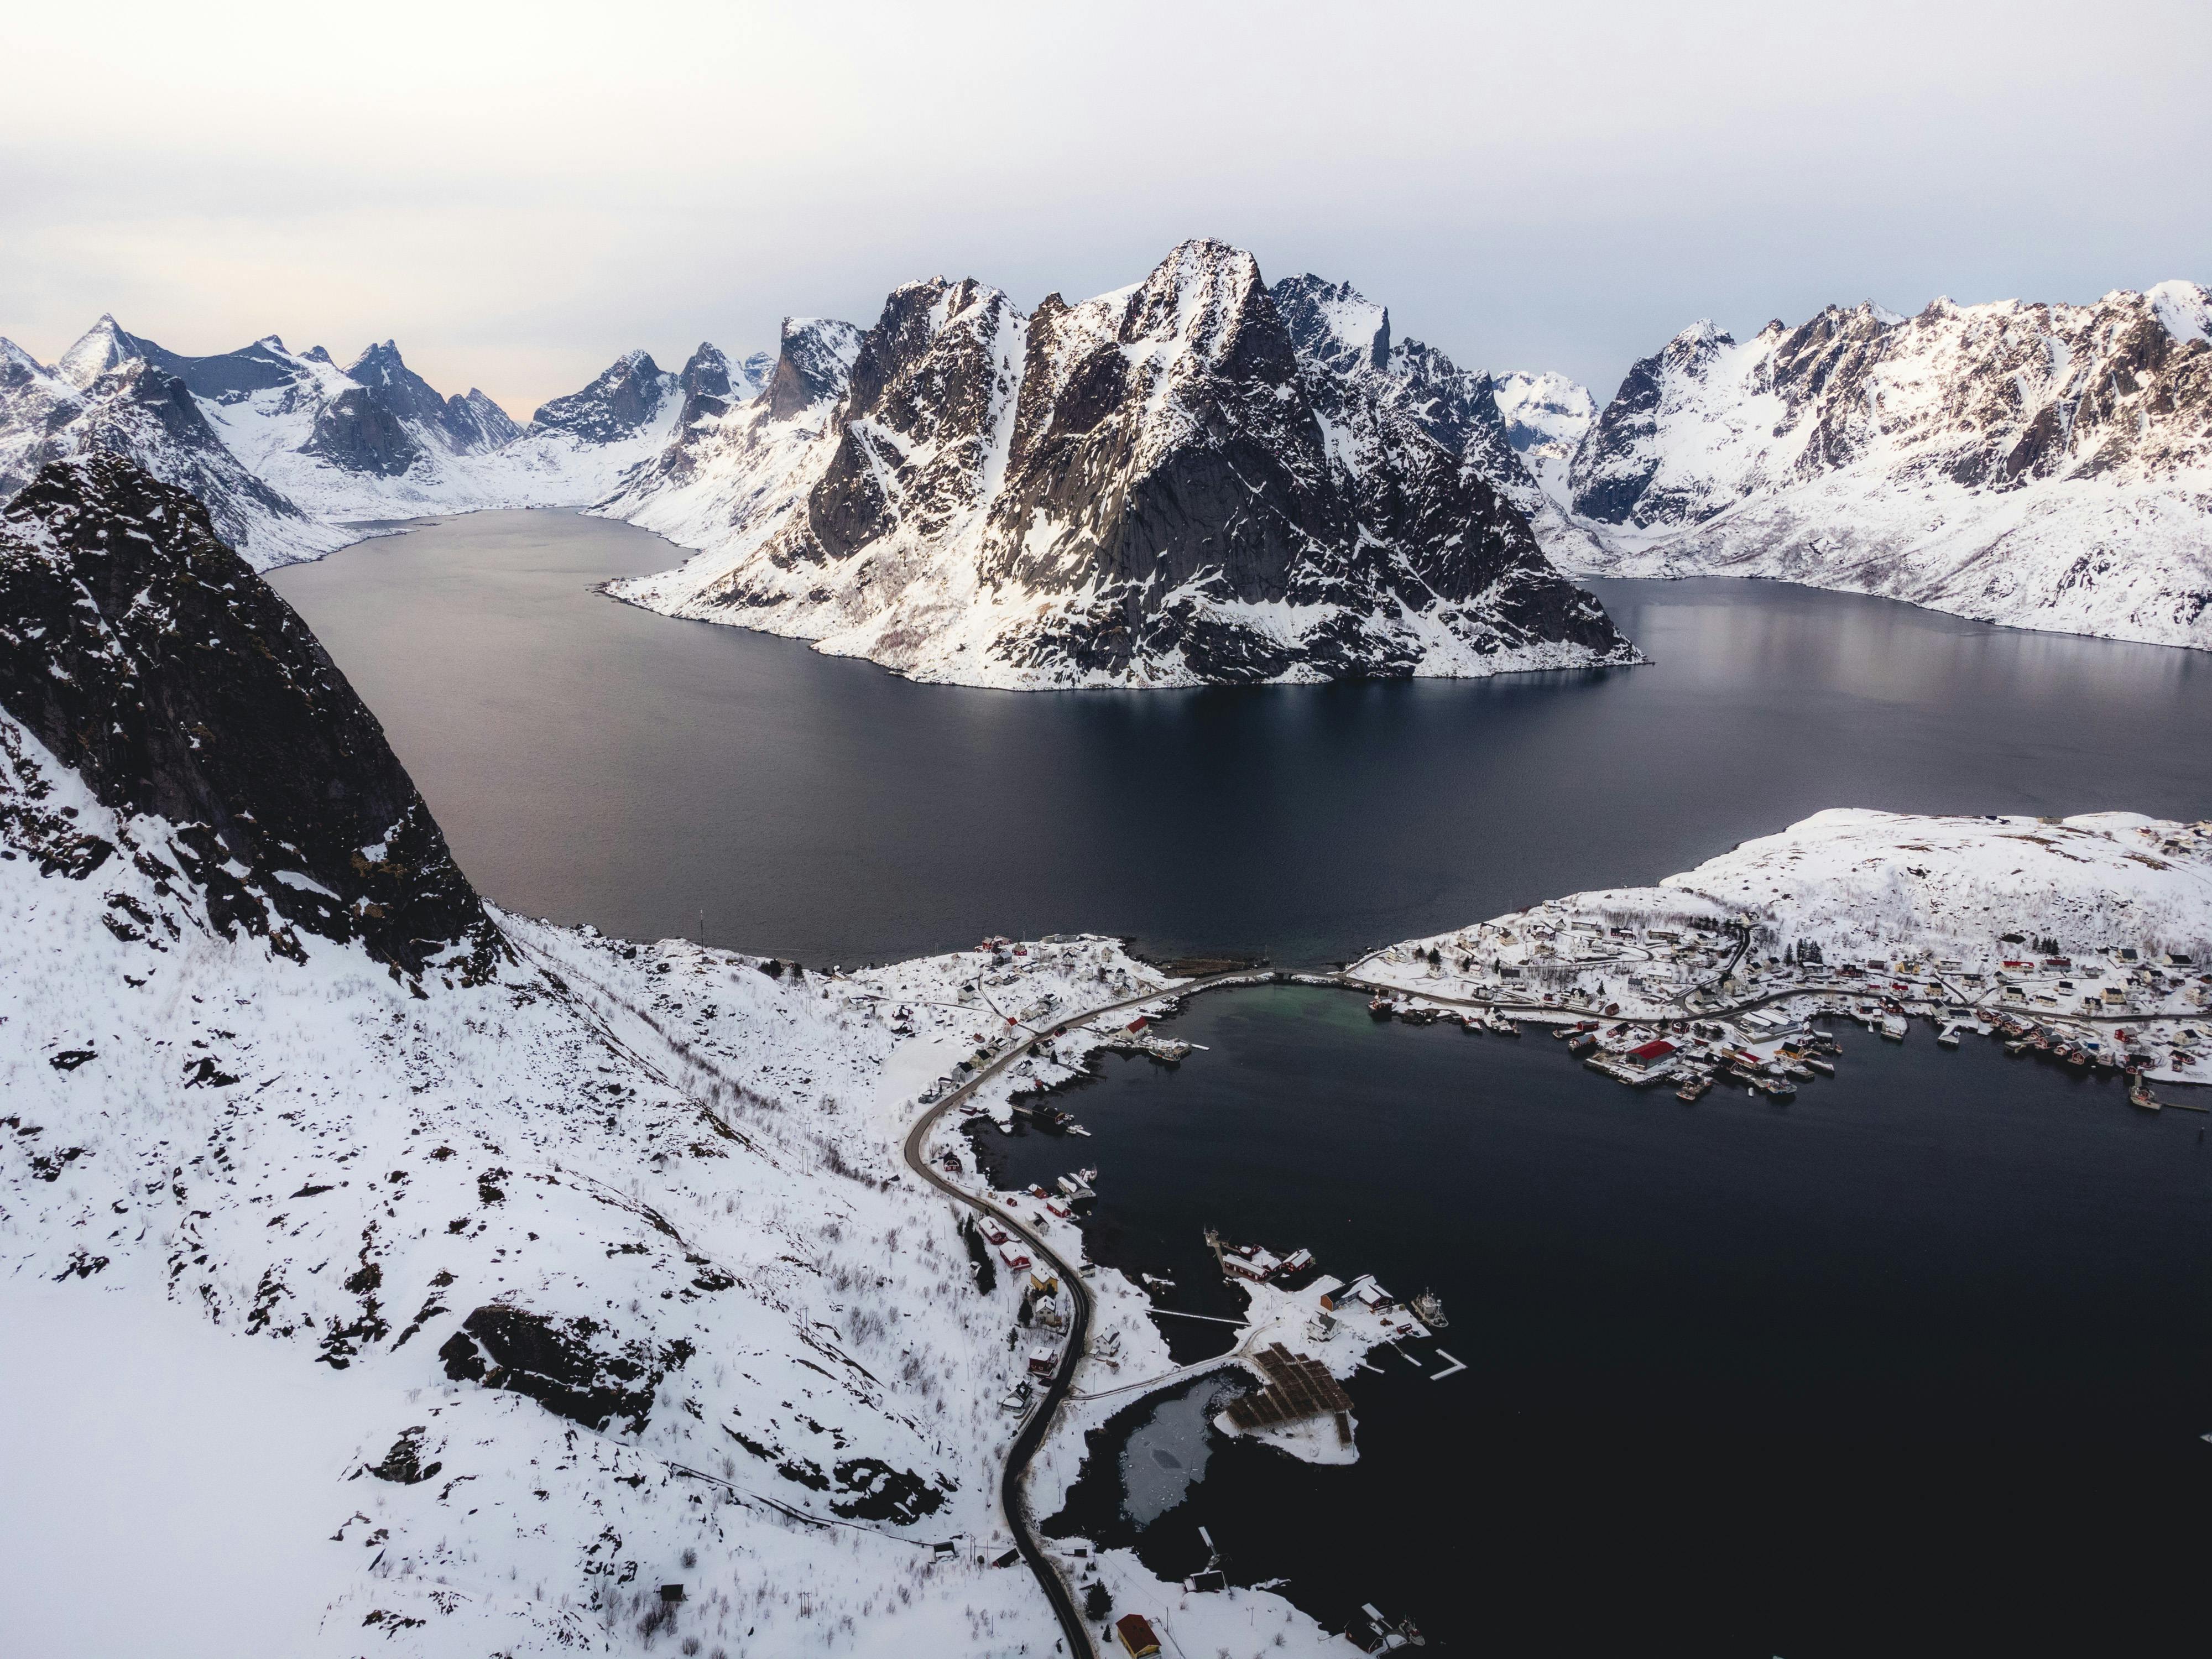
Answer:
4;0;2206;415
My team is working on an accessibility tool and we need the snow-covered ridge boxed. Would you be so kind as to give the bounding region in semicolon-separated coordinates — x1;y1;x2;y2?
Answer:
0;316;766;571
602;238;1636;690
1558;283;2212;651
1491;368;1596;510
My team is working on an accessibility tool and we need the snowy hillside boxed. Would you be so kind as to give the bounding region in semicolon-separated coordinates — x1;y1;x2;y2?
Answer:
1361;808;2212;1097
0;318;746;569
0;456;1363;1657
1367;807;2212;1013
1560;284;2212;650
604;239;1635;688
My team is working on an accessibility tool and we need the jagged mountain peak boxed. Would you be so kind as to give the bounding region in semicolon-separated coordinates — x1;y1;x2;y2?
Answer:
1668;317;1733;356
1;337;55;384
345;338;406;373
1272;274;1391;374
342;338;454;431
528;350;674;441
762;316;865;419
0;455;496;976
55;313;154;390
2145;278;2210;346
1121;237;1274;369
679;341;732;398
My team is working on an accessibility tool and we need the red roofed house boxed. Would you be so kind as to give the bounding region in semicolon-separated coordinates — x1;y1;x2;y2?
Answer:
1114;1613;1162;1656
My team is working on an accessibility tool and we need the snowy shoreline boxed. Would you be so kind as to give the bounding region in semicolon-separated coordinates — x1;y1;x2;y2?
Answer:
1355;809;2212;1105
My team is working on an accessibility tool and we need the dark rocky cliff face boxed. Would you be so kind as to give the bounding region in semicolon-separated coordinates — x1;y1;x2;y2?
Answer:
0;456;497;978
529;352;675;444
761;319;866;420
305;383;425;476
345;342;518;453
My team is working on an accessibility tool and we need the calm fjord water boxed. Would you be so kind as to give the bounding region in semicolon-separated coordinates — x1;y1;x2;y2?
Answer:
270;510;2212;968
273;512;2212;1654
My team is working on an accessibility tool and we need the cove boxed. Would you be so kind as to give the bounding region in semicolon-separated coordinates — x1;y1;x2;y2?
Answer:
981;984;2212;1657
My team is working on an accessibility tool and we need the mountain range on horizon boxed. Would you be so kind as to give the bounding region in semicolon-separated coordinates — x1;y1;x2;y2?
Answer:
3;246;2207;677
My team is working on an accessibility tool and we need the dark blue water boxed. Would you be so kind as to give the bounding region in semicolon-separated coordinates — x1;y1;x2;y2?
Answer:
983;987;2212;1656
269;512;2212;968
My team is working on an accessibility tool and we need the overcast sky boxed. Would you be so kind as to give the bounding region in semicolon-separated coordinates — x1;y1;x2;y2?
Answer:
4;0;2205;417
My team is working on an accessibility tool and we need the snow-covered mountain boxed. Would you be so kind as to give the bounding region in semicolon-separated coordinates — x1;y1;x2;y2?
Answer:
606;239;1634;687
1267;275;1604;566
1491;369;1597;509
1559;283;2212;649
1;325;347;562
0;318;726;567
1;455;1373;1655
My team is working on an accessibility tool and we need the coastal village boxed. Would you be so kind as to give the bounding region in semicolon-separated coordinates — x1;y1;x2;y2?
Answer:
1354;811;2212;1109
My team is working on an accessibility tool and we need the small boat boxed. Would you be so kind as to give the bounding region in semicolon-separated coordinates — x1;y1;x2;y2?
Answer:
1676;1076;1712;1103
1765;1079;1798;1102
2130;1078;2161;1111
1410;1290;1448;1330
1805;1057;1836;1077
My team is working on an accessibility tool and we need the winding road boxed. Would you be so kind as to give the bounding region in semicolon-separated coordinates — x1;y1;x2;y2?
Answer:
898;974;1258;1658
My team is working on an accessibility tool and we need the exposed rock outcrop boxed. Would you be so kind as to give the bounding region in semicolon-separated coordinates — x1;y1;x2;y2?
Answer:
0;455;497;976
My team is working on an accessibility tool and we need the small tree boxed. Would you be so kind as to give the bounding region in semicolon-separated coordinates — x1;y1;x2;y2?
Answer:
1084;1582;1111;1620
